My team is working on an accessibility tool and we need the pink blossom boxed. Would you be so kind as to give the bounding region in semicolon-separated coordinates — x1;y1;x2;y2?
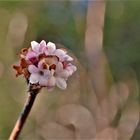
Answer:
31;40;47;54
14;40;77;91
28;64;51;86
46;62;77;90
26;40;47;61
45;42;73;62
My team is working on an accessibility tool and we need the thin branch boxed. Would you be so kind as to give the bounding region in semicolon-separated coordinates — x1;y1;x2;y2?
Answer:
9;85;41;140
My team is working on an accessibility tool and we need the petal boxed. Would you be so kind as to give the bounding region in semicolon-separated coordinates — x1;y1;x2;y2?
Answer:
40;40;47;52
28;65;39;73
44;70;51;77
40;40;46;47
31;41;39;47
55;49;66;55
64;54;73;61
47;76;56;87
47;42;56;54
54;49;66;60
38;61;43;69
44;50;49;56
31;41;40;52
66;64;77;73
47;86;54;91
56;77;67;90
59;70;70;78
71;65;77;72
26;51;36;60
39;76;48;86
56;62;63;73
29;73;39;84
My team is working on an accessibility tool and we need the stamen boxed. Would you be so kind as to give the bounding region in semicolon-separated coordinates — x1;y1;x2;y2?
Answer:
49;64;56;70
42;63;48;69
50;69;55;76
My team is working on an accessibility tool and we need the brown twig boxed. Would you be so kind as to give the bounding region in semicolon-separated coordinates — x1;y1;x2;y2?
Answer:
9;85;41;140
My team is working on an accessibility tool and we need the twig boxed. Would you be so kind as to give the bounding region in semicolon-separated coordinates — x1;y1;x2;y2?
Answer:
9;85;41;140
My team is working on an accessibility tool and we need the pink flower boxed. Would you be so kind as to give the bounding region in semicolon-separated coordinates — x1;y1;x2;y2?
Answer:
14;40;77;91
46;62;77;90
28;64;51;86
45;42;73;62
31;40;47;54
26;40;47;60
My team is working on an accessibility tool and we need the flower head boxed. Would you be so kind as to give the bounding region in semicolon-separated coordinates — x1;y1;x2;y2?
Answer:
13;40;77;90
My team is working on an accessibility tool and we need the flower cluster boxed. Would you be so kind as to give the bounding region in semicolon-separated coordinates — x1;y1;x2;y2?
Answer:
13;40;77;90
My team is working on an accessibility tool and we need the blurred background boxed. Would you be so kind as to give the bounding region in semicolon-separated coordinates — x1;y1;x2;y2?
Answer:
0;0;139;140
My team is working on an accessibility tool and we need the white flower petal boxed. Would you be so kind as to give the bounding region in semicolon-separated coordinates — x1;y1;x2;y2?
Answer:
54;49;66;60
56;62;63;73
47;86;54;92
40;40;46;47
44;50;49;56
55;49;66;55
66;64;77;73
39;76;48;86
31;41;40;52
71;65;77;72
56;77;67;90
44;70;51;77
31;41;38;47
38;61;44;69
47;76;56;87
26;51;36;60
28;65;39;73
40;40;47;52
64;54;73;61
29;73;39;84
59;70;70;78
47;42;56;54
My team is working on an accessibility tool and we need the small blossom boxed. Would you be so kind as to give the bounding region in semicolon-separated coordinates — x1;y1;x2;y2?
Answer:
13;40;77;90
46;42;56;55
31;40;47;54
45;42;73;62
28;64;51;86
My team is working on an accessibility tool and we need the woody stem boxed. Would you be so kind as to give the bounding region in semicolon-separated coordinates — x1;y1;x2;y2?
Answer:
9;85;41;140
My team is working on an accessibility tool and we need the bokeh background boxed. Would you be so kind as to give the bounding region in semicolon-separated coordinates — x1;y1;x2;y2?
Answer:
0;0;139;140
